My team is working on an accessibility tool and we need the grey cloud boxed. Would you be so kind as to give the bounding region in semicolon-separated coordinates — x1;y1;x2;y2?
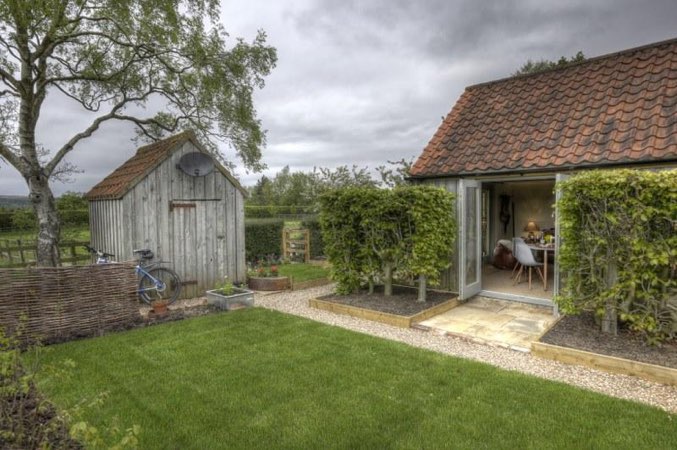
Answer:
2;0;676;197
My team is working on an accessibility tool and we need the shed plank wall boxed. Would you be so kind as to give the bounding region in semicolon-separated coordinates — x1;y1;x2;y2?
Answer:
92;141;245;299
89;200;125;261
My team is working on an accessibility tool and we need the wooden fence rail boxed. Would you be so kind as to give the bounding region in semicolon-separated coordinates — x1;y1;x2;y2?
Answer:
0;239;90;268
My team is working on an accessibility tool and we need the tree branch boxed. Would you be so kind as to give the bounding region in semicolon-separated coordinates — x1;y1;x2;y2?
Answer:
0;141;23;173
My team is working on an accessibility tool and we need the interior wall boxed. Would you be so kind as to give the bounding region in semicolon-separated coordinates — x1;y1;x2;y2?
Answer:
490;180;555;244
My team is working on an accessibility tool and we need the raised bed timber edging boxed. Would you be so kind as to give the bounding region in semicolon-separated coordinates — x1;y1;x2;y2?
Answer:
309;296;460;328
531;341;677;387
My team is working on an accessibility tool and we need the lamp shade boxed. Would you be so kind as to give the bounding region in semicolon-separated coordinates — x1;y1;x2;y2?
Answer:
524;221;539;232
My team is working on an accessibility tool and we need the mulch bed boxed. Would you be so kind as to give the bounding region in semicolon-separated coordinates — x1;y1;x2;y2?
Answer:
319;285;456;316
540;312;677;369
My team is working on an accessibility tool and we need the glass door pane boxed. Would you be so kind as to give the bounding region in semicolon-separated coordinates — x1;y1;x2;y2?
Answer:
465;185;478;286
459;179;481;300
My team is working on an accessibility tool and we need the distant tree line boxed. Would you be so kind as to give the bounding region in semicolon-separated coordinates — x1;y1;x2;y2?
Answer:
513;51;585;76
246;160;412;214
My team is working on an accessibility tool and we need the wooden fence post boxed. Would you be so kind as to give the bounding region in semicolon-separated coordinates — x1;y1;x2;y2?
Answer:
17;239;25;265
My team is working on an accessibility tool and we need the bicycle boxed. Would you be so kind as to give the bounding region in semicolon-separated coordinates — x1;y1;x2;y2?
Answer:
84;245;182;304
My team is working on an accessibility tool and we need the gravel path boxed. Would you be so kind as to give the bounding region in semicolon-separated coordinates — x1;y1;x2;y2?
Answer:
255;284;677;414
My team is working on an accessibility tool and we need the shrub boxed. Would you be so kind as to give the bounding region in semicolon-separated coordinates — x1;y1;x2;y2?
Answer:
245;219;285;262
0;209;13;231
59;209;89;228
0;328;78;449
556;169;676;344
10;208;36;230
1;326;140;449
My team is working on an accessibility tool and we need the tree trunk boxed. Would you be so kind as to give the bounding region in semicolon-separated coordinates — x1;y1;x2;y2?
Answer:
417;275;427;303
368;278;374;295
383;262;393;296
28;173;61;267
601;262;618;335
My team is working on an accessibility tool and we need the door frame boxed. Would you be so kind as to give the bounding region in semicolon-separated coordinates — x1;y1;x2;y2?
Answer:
458;178;482;300
469;174;559;309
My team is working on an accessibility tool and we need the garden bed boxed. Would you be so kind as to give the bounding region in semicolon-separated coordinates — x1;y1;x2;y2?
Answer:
539;312;677;369
311;285;458;328
536;312;677;386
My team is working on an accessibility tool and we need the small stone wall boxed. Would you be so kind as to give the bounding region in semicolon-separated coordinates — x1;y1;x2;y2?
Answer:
0;263;140;344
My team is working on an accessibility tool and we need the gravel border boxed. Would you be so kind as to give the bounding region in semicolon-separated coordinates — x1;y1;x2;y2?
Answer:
255;284;677;414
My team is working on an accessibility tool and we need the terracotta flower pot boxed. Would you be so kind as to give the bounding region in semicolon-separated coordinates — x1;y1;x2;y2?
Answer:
248;276;290;291
151;300;169;315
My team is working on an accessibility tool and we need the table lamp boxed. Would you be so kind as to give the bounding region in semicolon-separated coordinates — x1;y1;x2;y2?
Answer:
524;221;539;240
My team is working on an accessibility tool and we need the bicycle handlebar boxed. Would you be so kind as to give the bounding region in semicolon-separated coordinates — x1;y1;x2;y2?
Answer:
83;244;115;258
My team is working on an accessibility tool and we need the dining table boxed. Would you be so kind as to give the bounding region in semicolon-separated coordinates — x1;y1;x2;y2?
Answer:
527;243;555;291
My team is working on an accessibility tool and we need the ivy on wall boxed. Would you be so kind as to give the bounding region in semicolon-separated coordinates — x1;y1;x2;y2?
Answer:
319;186;456;300
556;169;676;344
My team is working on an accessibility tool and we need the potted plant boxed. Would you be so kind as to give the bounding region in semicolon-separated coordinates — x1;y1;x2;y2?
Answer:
206;276;254;310
151;299;169;316
247;262;290;291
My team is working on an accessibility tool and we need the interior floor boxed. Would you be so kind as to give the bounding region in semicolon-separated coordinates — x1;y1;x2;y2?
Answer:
482;263;554;301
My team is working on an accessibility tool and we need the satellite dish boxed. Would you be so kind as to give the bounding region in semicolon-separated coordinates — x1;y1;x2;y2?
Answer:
177;152;214;177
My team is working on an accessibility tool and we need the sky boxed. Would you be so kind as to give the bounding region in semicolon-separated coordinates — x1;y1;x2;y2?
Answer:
1;0;676;196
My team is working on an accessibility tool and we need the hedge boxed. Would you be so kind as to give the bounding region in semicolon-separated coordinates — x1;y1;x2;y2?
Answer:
245;219;285;262
301;218;323;258
245;205;316;218
0;208;89;231
319;186;456;298
556;169;676;344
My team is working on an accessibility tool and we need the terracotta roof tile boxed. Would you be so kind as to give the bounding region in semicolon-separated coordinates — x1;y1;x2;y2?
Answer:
411;38;677;177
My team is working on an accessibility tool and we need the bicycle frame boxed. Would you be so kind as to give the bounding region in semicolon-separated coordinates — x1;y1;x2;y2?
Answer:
135;264;167;297
84;245;170;299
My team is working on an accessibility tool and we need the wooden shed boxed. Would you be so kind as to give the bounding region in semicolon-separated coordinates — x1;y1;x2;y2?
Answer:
85;130;247;298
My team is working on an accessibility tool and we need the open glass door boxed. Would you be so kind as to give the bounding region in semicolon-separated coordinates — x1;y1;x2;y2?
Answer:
459;179;482;300
553;173;571;314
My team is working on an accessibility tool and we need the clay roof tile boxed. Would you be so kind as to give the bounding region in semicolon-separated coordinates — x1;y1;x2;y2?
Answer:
410;38;677;177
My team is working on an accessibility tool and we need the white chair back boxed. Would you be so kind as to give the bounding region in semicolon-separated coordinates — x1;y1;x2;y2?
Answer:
514;239;539;266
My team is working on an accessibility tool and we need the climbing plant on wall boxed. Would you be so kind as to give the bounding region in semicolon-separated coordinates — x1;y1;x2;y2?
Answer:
556;169;676;344
319;186;456;300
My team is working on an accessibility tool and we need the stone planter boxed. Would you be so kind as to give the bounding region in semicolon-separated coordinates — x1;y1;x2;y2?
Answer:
206;288;255;310
248;276;290;291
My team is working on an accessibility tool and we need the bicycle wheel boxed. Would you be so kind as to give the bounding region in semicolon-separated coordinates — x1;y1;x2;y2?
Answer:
138;267;182;304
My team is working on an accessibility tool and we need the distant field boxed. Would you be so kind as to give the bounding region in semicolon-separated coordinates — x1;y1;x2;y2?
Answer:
0;194;30;208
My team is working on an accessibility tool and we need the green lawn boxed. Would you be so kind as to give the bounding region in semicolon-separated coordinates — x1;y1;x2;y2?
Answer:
277;262;329;282
35;309;675;449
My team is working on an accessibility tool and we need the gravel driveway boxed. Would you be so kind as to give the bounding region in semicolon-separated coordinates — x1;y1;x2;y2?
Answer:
255;284;677;413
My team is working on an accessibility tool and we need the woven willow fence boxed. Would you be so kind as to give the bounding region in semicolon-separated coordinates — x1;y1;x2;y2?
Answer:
0;263;140;344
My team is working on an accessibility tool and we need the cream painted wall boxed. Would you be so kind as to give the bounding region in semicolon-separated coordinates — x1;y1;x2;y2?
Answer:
489;180;555;243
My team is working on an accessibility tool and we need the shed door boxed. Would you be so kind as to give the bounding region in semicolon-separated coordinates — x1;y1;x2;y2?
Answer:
170;201;201;298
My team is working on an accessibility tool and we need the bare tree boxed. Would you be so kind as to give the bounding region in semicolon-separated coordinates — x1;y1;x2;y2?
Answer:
0;0;276;265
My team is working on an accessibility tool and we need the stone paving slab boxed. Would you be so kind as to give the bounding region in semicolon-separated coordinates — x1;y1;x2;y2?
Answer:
419;296;557;350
